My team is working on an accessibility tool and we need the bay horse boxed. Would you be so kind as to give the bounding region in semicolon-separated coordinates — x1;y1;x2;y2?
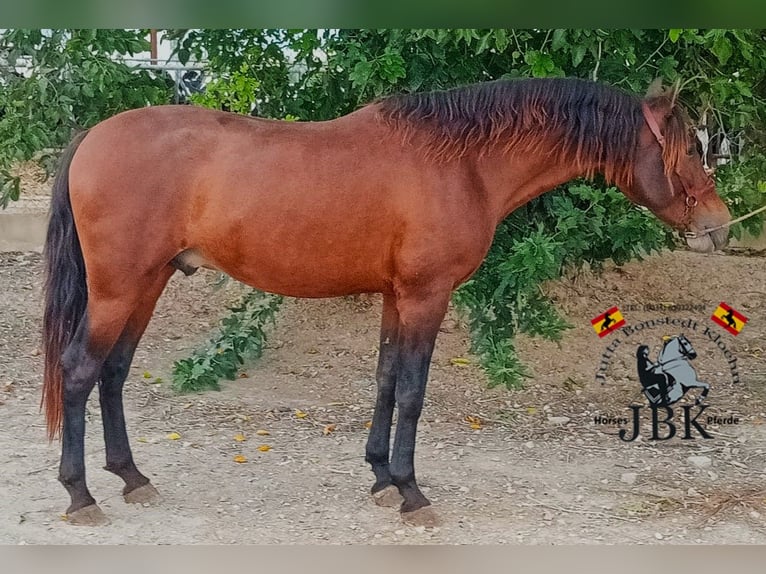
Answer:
42;77;730;527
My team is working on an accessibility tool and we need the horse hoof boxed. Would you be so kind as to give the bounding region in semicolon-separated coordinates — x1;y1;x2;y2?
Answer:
66;504;110;526
401;505;440;528
372;485;403;508
124;483;161;505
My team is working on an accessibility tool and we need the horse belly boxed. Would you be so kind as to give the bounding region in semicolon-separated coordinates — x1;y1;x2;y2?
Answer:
194;218;393;298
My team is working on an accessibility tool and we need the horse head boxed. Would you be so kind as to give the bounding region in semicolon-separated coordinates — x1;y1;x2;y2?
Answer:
619;80;730;253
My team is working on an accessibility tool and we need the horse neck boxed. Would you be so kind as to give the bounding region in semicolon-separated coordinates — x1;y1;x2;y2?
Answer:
472;141;599;225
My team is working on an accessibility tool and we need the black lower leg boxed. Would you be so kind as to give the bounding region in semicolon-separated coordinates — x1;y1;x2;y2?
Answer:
389;342;434;513
365;294;399;493
58;321;103;514
388;293;446;514
99;335;149;494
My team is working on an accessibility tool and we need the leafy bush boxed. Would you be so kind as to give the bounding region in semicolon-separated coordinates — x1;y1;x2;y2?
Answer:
172;290;283;393
454;181;675;387
0;29;173;206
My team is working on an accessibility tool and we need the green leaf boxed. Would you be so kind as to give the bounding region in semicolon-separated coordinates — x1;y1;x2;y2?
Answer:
572;44;587;68
711;34;733;65
551;29;567;51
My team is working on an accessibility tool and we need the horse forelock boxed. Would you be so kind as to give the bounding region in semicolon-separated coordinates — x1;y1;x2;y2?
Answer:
375;77;643;185
648;96;694;179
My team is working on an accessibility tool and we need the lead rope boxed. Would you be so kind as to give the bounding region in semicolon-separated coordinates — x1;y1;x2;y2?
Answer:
684;203;766;239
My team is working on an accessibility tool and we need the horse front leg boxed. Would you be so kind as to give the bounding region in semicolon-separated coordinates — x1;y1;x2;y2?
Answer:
694;381;710;405
365;293;403;507
387;287;450;527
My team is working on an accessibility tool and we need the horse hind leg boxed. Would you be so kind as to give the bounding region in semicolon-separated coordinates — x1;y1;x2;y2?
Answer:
58;295;140;525
99;267;174;505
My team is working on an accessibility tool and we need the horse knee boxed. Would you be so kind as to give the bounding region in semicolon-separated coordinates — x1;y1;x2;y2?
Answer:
395;389;424;421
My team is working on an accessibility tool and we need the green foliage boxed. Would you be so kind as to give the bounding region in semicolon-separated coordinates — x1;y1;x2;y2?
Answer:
0;29;173;206
172;290;283;393
453;182;674;387
190;62;261;115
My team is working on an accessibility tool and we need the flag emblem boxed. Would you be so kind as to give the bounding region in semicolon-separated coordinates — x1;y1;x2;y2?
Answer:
711;302;748;336
591;306;626;337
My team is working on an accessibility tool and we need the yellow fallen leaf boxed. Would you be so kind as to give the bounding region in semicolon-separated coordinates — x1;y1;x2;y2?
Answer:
526;407;538;415
234;433;246;442
60;514;68;521
295;409;308;419
465;415;483;430
450;357;470;366
233;455;247;463
364;421;372;429
142;371;152;379
255;429;270;436
137;437;148;443
167;432;181;440
257;444;272;452
323;424;336;435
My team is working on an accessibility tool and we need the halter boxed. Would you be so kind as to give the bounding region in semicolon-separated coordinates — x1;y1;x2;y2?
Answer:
642;102;766;240
641;102;700;220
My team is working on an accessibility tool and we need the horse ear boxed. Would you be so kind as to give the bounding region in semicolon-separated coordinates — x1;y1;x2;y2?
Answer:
645;77;665;99
668;78;681;108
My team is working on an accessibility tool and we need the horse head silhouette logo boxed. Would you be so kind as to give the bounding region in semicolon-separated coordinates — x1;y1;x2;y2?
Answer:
635;334;710;407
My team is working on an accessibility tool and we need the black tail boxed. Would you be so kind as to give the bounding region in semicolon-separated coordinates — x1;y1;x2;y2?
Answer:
41;130;90;440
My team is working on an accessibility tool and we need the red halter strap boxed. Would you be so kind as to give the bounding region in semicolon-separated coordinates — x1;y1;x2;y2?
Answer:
641;101;666;149
640;101;699;210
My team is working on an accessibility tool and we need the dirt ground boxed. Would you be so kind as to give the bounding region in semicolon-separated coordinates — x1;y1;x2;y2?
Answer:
1;175;765;544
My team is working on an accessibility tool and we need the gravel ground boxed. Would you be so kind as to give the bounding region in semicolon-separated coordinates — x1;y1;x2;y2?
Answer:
1;244;765;544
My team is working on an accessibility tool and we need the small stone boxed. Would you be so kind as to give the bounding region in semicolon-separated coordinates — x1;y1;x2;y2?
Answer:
620;472;637;485
687;487;700;497
394;529;405;536
524;441;535;449
414;525;426;534
547;416;571;425
687;455;712;469
749;510;761;520
654;532;663;540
